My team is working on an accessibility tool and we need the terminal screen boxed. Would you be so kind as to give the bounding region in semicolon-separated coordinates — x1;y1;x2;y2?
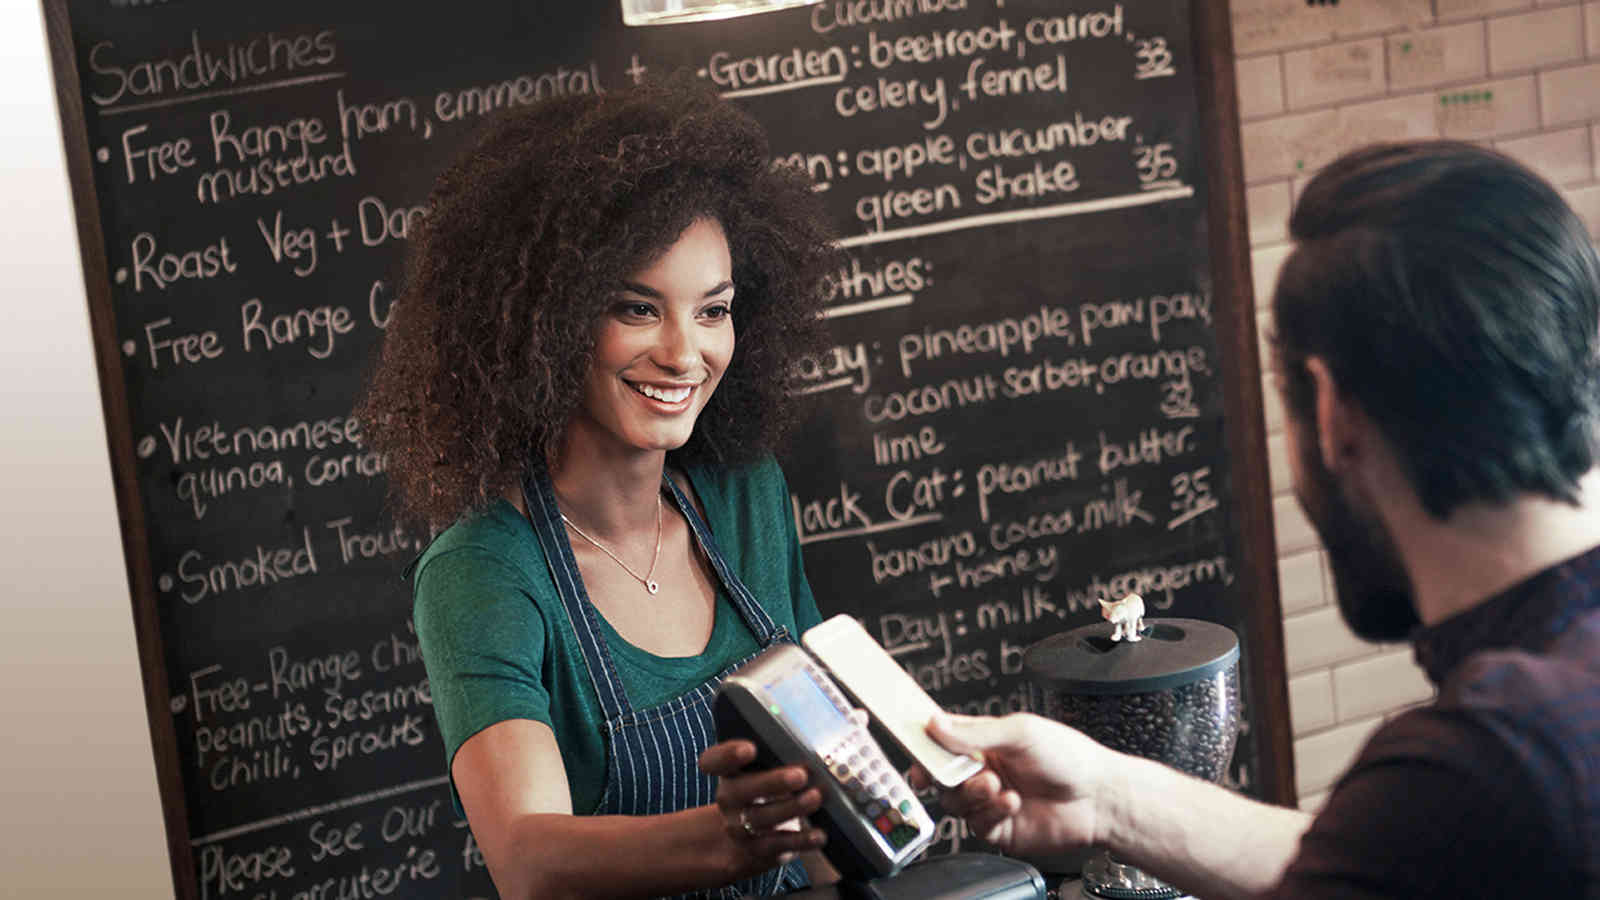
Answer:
766;670;849;747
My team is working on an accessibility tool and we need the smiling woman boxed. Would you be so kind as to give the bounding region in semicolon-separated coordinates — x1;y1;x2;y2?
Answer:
354;78;842;900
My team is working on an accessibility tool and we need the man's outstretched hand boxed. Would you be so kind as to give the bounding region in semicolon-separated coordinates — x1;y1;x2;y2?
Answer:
911;712;1112;860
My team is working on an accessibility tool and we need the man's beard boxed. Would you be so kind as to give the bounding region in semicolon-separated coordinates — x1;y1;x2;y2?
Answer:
1295;433;1422;642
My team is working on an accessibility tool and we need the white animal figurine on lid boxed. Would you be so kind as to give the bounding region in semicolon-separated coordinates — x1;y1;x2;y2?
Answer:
1100;592;1146;642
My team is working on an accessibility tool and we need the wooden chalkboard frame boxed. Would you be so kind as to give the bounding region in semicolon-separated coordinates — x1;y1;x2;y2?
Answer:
42;0;198;895
41;0;1294;895
1190;0;1295;807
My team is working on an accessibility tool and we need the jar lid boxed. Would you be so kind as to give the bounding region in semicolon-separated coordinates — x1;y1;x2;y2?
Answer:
1022;618;1240;695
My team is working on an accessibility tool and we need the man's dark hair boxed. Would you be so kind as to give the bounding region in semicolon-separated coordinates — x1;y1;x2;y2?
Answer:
356;78;838;529
1273;140;1600;519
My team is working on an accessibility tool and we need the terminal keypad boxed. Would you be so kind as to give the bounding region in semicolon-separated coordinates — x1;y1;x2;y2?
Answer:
810;665;928;852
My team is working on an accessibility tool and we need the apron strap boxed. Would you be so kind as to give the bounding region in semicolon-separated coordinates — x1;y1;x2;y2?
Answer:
522;463;633;721
662;470;783;647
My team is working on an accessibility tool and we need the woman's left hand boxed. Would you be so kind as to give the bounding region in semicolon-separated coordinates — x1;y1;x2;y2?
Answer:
698;739;827;878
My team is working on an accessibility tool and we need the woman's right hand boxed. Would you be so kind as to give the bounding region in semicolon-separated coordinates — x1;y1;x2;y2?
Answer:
698;739;827;881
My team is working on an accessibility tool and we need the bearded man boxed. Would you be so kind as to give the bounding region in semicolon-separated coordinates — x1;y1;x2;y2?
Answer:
921;141;1599;898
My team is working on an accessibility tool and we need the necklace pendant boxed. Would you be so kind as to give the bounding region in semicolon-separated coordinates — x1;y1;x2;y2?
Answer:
646;579;660;595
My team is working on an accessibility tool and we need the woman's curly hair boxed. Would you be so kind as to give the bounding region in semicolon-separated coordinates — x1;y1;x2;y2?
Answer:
356;78;839;529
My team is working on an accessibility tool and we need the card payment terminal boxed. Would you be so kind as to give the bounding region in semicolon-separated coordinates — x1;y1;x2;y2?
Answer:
714;643;936;881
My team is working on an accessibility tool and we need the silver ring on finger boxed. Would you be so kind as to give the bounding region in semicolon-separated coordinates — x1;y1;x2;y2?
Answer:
739;807;758;838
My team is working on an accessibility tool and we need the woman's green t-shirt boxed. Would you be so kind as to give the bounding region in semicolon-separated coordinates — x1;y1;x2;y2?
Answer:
412;457;824;816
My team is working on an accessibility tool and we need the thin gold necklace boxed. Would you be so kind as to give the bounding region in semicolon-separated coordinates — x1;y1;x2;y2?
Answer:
561;493;663;595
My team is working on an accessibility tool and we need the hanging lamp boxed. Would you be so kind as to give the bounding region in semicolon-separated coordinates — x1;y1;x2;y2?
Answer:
621;0;821;26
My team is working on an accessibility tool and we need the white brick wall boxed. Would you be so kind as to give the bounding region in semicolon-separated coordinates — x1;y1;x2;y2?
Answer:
1542;61;1600;125
1299;789;1331;812
1293;715;1386;796
1387;22;1487;89
1273;494;1321;556
1436;0;1534;22
1237;54;1288;118
1440;76;1541;138
1569;182;1600;234
1283;606;1383;673
1251;243;1294;308
1278;550;1327;616
1497;126;1594;185
1288;669;1336;735
1235;0;1432;54
1246;181;1294;243
1488;7;1584;72
1262;374;1286;432
1332;649;1435;719
1284;39;1388;109
1230;0;1600;804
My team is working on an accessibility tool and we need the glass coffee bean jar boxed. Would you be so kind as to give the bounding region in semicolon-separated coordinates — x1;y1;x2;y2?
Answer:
1024;618;1242;900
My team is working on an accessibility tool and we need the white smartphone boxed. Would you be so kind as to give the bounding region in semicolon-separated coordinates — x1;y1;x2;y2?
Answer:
802;615;984;789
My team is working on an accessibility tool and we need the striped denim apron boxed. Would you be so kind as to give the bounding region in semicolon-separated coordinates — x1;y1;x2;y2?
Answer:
523;465;809;899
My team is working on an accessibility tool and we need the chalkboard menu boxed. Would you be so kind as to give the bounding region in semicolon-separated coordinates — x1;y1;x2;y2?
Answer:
44;0;1290;896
